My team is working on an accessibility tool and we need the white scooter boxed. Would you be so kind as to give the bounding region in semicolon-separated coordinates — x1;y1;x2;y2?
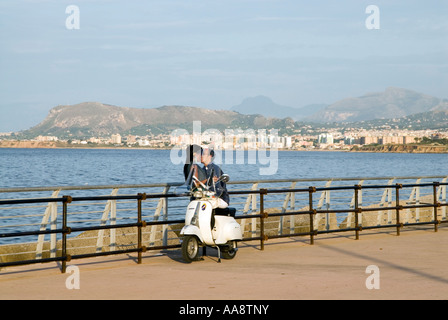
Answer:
178;173;242;263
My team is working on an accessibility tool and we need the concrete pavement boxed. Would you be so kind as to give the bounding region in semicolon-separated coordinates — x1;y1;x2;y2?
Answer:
1;226;447;300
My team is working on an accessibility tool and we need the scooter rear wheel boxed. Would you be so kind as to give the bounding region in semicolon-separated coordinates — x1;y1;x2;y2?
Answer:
182;235;200;263
221;241;238;260
221;248;237;260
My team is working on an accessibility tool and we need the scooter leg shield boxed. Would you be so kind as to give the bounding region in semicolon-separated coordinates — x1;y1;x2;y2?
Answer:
225;221;243;240
214;221;242;244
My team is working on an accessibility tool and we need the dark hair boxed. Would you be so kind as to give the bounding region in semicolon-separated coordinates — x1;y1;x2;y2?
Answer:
183;144;202;180
185;144;202;164
202;148;215;159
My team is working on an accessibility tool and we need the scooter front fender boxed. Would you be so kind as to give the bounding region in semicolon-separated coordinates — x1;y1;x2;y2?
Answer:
180;225;203;243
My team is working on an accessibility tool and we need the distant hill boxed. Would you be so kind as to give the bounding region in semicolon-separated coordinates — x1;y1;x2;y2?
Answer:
231;95;326;120
379;102;448;130
20;102;297;139
322;105;448;131
307;87;444;122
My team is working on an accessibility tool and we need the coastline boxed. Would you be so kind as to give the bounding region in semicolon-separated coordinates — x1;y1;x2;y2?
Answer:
350;144;448;154
0;140;447;153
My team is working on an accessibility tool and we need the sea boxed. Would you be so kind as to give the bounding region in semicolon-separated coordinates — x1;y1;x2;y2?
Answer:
0;148;447;244
1;148;447;188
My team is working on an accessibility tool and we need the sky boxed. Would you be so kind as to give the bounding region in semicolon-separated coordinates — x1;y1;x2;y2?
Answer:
0;0;447;132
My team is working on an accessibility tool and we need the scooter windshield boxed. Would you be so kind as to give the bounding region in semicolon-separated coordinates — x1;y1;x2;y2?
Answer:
173;166;194;196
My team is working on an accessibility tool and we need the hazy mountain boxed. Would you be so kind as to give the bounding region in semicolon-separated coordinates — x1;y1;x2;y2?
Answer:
18;88;448;140
322;103;448;131
231;95;326;120
384;101;448;130
307;87;444;122
20;102;296;139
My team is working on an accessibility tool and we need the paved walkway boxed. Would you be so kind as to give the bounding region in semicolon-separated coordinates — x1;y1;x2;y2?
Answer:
1;226;447;300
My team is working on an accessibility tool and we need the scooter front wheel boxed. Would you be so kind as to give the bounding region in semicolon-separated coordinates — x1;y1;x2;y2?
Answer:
182;235;200;263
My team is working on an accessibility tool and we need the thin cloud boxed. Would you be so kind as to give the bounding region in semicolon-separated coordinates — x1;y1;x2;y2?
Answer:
248;16;335;22
109;20;191;30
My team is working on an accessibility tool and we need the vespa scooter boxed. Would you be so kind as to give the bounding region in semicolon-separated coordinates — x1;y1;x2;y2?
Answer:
179;174;242;263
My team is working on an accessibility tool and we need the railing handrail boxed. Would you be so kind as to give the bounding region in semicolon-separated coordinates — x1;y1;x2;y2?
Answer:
1;175;447;193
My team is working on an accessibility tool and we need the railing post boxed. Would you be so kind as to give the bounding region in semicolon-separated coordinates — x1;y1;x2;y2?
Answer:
137;193;147;264
163;187;170;247
309;187;316;245
354;185;361;240
259;189;268;251
433;182;440;232
442;178;447;221
411;179;421;223
61;195;72;274
395;184;402;236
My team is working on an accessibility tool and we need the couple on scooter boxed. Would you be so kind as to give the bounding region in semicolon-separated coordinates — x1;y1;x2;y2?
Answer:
183;144;229;209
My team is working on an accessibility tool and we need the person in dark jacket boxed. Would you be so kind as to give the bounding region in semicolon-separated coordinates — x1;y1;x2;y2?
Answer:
201;148;229;208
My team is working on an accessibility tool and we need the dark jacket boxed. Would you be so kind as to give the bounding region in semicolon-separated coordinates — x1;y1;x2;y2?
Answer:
203;163;230;205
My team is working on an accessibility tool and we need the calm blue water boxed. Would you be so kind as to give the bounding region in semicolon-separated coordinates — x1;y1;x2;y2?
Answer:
0;148;447;245
0;148;447;188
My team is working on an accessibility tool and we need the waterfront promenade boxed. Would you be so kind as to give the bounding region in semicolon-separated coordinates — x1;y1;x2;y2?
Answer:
0;226;447;300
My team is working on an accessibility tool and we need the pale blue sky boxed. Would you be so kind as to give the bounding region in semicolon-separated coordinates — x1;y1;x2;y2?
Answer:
0;0;447;131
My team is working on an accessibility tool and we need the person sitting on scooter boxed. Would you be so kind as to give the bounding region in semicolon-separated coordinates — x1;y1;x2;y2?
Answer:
201;148;230;208
183;144;207;189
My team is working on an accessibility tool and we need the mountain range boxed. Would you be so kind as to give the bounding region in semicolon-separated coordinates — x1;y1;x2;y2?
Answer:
19;87;448;139
231;95;327;120
233;87;447;122
308;87;447;122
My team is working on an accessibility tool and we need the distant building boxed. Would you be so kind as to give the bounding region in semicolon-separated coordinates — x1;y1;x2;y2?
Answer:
111;134;122;144
127;135;137;144
403;136;415;144
360;136;378;145
282;136;292;148
344;136;358;145
36;135;58;142
318;133;334;144
380;136;402;145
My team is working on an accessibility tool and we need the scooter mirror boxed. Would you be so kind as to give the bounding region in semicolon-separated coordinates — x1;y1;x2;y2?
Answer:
218;174;230;183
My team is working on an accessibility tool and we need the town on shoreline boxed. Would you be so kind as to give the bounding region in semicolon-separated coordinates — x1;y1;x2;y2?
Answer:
1;127;448;153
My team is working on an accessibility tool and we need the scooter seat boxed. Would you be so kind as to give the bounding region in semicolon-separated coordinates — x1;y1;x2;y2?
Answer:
214;207;236;217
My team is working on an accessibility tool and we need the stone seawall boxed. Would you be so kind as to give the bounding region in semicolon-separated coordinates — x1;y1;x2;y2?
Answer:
352;144;448;153
0;140;59;148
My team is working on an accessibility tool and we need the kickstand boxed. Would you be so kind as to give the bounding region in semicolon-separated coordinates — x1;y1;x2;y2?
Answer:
216;246;221;263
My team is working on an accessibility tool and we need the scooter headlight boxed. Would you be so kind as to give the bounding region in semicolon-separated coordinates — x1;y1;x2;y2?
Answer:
193;191;203;198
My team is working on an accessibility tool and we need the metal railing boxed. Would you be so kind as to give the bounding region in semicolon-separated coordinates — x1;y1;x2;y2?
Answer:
0;175;447;273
